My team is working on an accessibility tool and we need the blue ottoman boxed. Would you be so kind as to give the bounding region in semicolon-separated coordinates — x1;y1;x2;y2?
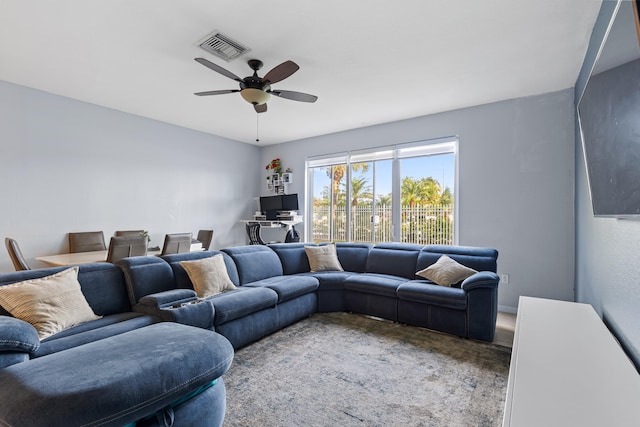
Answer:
0;322;234;426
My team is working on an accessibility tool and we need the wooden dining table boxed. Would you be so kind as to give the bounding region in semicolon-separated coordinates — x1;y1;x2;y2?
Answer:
35;249;161;267
35;243;203;266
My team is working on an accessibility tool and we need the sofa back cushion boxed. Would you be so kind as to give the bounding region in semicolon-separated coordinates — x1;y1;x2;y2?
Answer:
0;263;131;317
162;251;240;288
222;245;283;285
268;243;312;275
336;243;372;273
116;257;177;305
365;243;423;279
416;245;498;274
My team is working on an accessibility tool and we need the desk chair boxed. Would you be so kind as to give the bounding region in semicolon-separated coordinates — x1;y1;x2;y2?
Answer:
69;231;106;253
160;233;192;255
197;229;214;250
106;236;148;263
5;238;31;271
115;230;144;237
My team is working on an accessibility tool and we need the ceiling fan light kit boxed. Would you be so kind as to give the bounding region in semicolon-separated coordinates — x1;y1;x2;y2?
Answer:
241;88;270;105
194;57;317;113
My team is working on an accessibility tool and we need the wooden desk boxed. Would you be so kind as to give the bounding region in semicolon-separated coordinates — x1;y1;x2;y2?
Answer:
36;243;202;266
240;216;303;228
503;297;640;426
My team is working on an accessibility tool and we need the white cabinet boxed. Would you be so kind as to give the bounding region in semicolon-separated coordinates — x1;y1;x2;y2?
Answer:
503;297;640;426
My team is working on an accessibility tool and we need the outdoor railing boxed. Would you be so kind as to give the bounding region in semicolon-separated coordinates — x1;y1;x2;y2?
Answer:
311;204;454;245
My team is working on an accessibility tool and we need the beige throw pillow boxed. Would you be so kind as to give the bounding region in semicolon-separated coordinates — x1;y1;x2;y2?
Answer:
305;244;344;272
180;254;237;298
416;255;477;287
0;266;101;339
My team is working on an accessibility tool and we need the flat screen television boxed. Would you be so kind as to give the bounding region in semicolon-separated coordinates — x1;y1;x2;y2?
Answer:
578;0;640;217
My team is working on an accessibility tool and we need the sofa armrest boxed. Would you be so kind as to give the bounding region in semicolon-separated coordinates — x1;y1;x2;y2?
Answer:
134;290;215;330
461;271;499;291
0;316;40;369
461;272;499;342
0;316;39;353
137;289;198;307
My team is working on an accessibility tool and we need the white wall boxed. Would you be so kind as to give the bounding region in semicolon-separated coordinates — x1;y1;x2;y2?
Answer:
0;81;261;273
261;89;576;312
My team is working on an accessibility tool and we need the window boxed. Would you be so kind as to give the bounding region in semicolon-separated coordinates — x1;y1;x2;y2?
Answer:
306;137;457;245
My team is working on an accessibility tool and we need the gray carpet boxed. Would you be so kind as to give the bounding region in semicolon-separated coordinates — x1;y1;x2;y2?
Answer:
223;312;511;427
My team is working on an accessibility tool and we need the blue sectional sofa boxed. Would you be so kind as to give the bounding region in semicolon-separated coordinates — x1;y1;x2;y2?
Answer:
0;241;498;426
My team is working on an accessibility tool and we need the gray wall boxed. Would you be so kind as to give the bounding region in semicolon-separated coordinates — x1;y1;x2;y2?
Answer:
0;80;261;273
1;78;579;313
575;0;640;366
261;90;576;312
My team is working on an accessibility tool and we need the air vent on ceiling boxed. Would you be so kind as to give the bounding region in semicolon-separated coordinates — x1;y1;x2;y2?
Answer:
197;31;250;62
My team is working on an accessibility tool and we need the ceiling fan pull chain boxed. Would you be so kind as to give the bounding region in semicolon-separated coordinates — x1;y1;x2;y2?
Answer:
256;113;260;143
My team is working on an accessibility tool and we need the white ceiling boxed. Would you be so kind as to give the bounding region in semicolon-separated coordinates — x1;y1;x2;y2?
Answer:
0;0;601;146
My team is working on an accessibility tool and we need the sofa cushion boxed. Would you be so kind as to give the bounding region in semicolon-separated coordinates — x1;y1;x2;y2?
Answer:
365;243;423;279
0;323;233;427
344;273;407;298
336;242;372;273
268;243;312;274
416;254;477;287
244;275;319;303
117;256;178;305
222;245;283;284
397;280;467;310
0;263;131;317
180;254;237;298
417;245;498;274
0;266;101;340
34;312;158;358
163;250;240;288
305;244;344;272
297;271;355;290
208;287;278;326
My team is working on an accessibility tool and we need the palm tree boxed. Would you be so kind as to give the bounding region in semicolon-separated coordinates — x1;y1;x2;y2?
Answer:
401;177;442;206
325;163;370;240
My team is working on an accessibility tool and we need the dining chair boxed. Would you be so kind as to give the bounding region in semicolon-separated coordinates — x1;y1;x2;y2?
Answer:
196;229;214;250
246;223;266;245
5;237;31;271
106;236;148;263
114;230;144;237
69;231;106;253
160;233;193;255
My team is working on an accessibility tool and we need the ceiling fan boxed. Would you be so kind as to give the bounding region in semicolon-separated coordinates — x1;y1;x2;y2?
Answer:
194;58;318;113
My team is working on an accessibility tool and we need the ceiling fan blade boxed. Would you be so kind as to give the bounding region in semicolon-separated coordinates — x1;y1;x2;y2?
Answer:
254;103;268;113
194;89;239;96
263;60;299;84
194;58;243;82
270;90;318;103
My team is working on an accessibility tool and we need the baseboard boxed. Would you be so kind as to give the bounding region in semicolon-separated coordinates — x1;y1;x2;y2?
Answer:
499;304;518;314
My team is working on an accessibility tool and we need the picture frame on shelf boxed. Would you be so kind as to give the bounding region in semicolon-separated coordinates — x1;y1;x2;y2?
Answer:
282;172;292;184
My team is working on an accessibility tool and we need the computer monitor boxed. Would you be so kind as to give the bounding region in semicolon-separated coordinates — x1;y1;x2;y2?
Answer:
259;196;281;220
281;194;299;211
259;195;282;212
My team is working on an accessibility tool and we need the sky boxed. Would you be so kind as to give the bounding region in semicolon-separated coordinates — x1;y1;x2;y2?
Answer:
312;153;455;199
